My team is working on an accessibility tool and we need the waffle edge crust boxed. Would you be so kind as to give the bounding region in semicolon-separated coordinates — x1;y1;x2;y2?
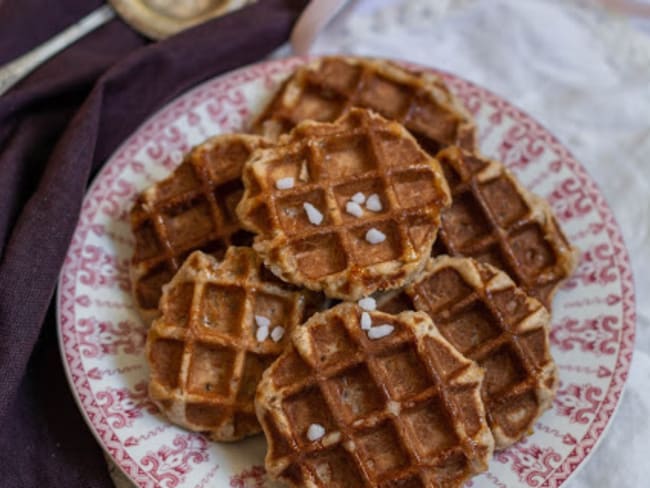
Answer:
256;302;495;488
236;108;452;301
146;248;324;441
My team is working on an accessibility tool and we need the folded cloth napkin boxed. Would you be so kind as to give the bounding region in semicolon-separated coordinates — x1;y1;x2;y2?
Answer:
0;0;307;485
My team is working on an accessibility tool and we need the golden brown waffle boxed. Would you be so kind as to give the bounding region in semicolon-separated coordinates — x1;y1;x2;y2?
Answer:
432;147;577;309
130;134;271;323
252;56;477;154
378;256;557;449
256;302;494;487
236;108;451;300
146;248;324;441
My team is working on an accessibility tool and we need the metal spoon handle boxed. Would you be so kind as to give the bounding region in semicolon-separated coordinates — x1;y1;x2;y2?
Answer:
0;5;116;97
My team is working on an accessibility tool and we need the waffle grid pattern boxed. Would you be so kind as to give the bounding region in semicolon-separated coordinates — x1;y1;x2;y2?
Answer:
405;256;557;449
252;56;477;154
433;147;577;308
130;135;268;320
257;303;494;487
238;109;451;300
147;248;319;441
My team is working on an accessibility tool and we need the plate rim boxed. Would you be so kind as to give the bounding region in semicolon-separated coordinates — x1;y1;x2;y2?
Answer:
56;55;637;488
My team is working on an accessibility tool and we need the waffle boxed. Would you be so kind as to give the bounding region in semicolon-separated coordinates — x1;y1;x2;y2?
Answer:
236;108;451;300
252;56;477;154
146;247;324;441
378;256;557;449
432;147;577;309
256;302;494;487
130;134;271;323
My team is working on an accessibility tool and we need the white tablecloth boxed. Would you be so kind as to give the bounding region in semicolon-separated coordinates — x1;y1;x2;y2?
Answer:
109;0;650;485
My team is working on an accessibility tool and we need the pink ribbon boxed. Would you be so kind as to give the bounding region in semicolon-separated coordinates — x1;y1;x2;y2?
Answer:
291;0;350;56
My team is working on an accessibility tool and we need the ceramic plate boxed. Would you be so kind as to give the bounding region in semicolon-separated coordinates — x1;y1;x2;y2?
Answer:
57;57;636;488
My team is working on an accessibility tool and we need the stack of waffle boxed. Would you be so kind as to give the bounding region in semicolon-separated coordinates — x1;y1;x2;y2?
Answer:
132;56;577;487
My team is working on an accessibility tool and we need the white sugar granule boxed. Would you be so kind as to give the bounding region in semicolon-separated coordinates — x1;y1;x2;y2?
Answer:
367;324;395;340
366;194;382;212
271;326;285;342
256;326;270;342
358;297;376;311
345;201;363;218
365;227;386;244
360;312;372;330
254;315;270;328
275;177;295;190
303;202;324;225
307;423;325;441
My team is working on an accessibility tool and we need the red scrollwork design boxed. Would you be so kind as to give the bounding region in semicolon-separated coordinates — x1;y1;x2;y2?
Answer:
562;243;617;290
547;177;593;221
96;381;157;429
554;383;603;424
498;122;546;170
145;125;190;173
77;317;147;358
140;434;210;488
205;90;250;128
550;315;619;355
78;244;130;292
102;178;136;221
495;444;562;486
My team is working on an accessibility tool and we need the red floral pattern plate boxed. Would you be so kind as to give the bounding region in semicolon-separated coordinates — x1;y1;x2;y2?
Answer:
57;58;636;488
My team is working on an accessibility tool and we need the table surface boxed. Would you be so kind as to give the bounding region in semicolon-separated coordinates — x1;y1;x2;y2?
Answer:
108;0;650;486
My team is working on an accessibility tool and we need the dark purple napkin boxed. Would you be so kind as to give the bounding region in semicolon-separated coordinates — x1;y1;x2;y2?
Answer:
0;1;307;485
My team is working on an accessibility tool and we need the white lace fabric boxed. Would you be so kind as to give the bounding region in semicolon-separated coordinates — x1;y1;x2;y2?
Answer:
109;1;650;486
